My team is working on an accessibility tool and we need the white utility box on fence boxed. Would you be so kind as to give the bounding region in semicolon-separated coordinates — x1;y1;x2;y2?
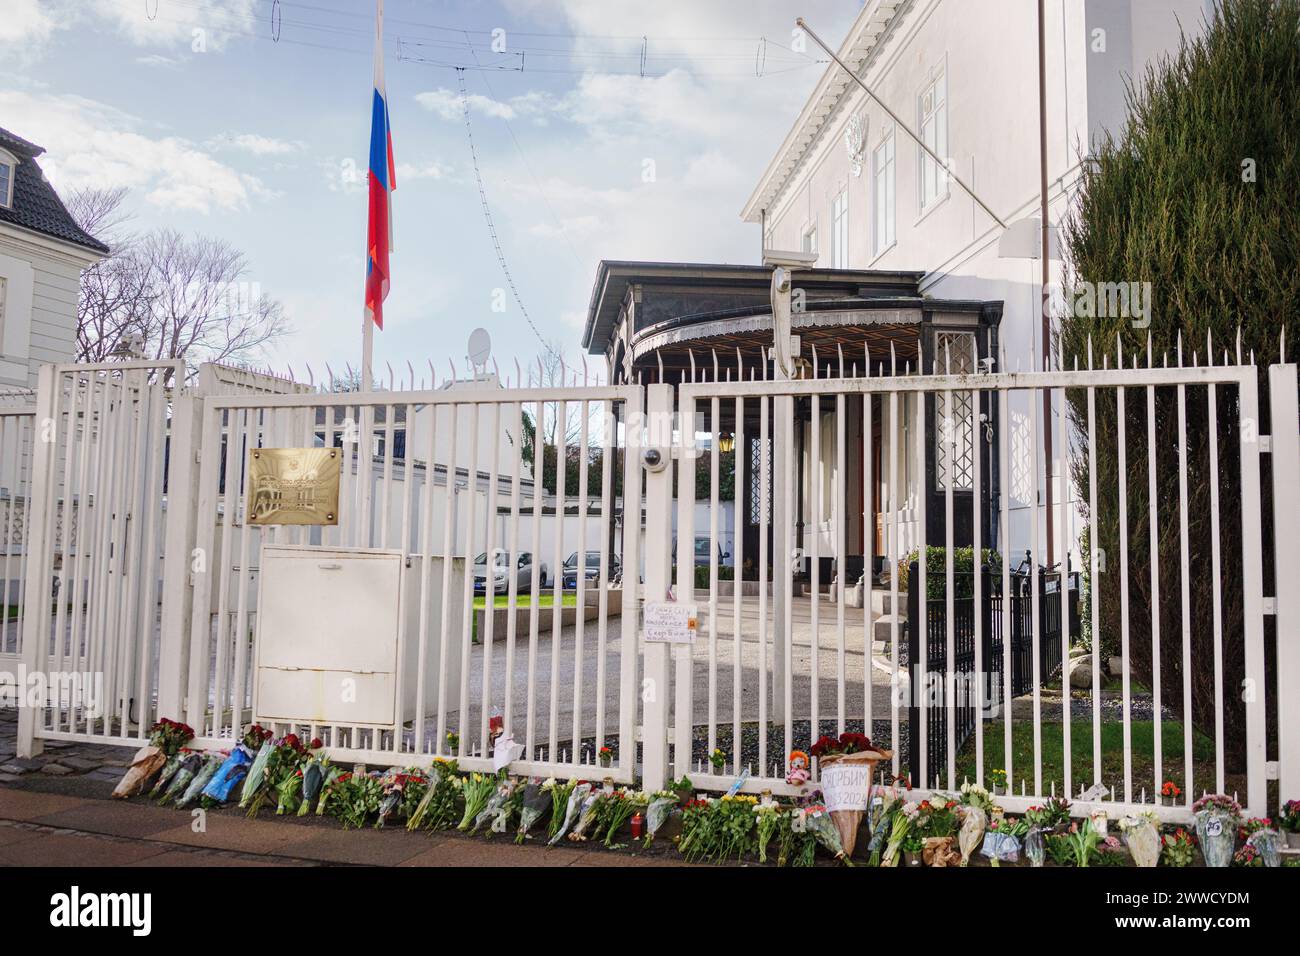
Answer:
253;545;465;728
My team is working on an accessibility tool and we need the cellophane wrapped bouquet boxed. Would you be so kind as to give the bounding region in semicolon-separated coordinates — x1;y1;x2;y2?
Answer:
515;779;551;844
1118;811;1162;868
643;789;679;849
112;717;194;799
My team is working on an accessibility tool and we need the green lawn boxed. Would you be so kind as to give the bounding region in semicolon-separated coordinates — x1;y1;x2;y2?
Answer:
956;719;1221;797
472;593;577;610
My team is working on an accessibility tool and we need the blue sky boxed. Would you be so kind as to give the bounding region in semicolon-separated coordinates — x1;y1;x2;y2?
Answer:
1;0;860;383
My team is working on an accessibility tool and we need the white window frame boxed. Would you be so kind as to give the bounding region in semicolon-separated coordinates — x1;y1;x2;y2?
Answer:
917;66;949;213
872;126;896;257
0;149;16;209
830;189;849;269
802;222;818;260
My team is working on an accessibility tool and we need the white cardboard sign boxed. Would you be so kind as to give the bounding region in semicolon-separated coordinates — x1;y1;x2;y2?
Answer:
643;602;698;644
820;762;873;813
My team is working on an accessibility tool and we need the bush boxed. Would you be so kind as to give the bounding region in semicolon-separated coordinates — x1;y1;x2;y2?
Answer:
1060;0;1298;771
896;547;1003;600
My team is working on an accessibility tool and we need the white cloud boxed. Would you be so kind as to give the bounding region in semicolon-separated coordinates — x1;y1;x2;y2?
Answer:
395;160;453;182
134;53;185;68
209;132;304;156
89;0;258;52
0;90;265;214
415;87;560;123
0;0;57;47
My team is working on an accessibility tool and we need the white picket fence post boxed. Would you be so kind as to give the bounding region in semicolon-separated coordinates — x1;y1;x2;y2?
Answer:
16;364;57;759
640;383;674;792
1269;362;1300;802
156;390;203;719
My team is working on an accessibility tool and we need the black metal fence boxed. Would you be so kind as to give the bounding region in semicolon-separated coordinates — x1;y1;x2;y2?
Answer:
906;563;1080;786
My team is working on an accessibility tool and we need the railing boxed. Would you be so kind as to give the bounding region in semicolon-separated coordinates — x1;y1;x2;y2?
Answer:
906;566;1081;787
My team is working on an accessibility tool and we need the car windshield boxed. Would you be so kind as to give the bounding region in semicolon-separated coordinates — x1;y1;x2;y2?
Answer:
474;553;510;568
564;552;603;568
694;538;711;558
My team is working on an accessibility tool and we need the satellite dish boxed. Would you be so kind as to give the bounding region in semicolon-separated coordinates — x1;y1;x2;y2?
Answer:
468;328;492;368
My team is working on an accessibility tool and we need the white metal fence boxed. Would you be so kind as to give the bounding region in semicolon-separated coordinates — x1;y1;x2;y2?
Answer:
662;342;1294;823
9;348;1298;823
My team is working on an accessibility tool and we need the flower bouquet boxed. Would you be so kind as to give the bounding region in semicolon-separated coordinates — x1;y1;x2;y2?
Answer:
981;815;1027;866
201;743;255;805
112;717;195;799
1244;826;1281;867
882;801;915;867
1065;819;1102;867
864;788;899;866
543;778;577;840
1023;805;1048;867
157;751;205;806
297;755;330;815
316;765;346;817
642;789;680;849
1280;799;1300;849
1192;794;1241;868
957;783;993;866
150;749;198;801
1160;827;1196;867
549;781;591;845
1118;811;1161;867
175;751;226;809
754;800;782;863
472;776;518;834
516;779;551;844
1094;835;1128;866
601;788;648;848
457;772;500;831
676;798;715;863
406;758;459;830
336;772;384;829
802;804;854;865
808;732;890;858
236;734;276;813
914;797;958;866
566;785;607;842
376;769;420;827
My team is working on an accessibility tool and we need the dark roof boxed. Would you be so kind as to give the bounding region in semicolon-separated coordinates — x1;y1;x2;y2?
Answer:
582;259;926;354
0;126;109;255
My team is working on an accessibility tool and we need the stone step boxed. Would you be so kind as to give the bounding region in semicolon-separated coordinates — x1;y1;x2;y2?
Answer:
873;613;906;645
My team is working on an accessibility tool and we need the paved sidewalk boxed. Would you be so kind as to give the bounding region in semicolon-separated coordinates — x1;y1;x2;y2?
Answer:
0;775;690;867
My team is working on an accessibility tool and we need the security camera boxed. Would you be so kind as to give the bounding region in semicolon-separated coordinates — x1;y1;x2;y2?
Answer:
641;448;669;473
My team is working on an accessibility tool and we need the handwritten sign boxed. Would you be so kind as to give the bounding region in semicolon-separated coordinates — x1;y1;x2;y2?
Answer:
820;762;873;813
643;602;698;644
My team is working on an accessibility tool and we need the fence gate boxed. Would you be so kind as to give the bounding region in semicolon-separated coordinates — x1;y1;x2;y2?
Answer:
659;348;1280;823
16;361;180;754
169;375;645;784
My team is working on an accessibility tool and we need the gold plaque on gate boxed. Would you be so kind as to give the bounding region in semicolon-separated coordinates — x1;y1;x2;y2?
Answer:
247;447;340;525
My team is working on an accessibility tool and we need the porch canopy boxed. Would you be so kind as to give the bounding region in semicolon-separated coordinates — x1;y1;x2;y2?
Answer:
582;261;967;388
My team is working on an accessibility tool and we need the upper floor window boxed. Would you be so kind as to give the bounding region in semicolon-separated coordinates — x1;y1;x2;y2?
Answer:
918;69;948;211
831;189;849;268
872;128;896;256
802;224;817;258
0;153;14;209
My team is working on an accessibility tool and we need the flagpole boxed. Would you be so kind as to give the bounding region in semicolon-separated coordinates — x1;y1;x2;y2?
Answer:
361;0;385;392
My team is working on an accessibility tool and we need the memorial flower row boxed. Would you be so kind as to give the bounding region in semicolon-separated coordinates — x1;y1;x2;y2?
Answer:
109;721;1298;867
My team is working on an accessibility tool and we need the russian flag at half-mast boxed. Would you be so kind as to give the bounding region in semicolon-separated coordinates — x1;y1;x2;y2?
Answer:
364;0;396;330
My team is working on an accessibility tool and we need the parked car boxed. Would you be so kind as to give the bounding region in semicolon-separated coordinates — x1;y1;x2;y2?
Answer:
561;550;622;590
473;551;547;593
672;535;730;567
